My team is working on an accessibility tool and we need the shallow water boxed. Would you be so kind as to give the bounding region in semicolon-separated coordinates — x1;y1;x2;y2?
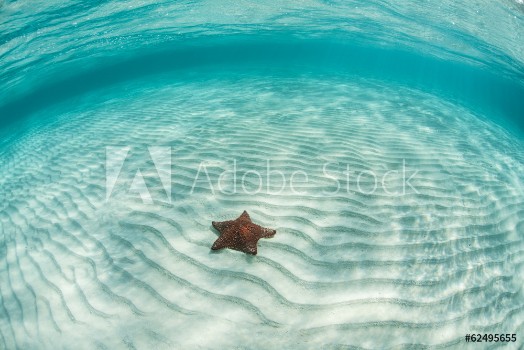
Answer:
1;1;524;349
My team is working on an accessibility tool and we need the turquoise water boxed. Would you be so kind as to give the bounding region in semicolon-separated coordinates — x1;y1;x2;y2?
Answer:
1;1;524;349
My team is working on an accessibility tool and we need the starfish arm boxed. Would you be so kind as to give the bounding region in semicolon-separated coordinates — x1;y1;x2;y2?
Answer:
212;220;233;231
238;210;252;222
260;227;276;238
245;240;258;255
250;223;276;238
211;233;230;250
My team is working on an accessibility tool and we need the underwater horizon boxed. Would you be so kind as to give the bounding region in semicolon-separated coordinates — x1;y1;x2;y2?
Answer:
1;0;524;349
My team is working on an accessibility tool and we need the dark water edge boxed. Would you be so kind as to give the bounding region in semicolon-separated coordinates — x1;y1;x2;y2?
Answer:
1;33;523;138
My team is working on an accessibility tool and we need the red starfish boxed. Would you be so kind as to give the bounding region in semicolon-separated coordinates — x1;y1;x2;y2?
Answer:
211;211;276;255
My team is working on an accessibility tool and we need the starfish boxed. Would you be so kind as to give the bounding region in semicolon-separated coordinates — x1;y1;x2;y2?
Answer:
211;210;276;255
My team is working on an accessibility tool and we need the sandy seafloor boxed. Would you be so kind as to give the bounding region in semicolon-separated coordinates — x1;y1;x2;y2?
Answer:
1;0;524;349
1;70;523;348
